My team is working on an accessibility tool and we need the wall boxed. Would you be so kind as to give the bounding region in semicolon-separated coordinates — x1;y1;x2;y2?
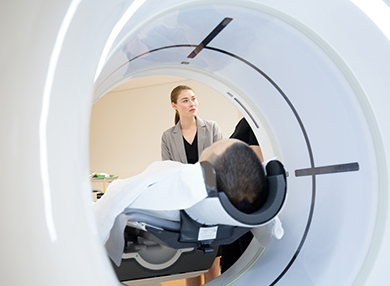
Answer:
89;75;242;191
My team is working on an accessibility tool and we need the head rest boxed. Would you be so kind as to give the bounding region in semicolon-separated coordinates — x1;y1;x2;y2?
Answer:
199;160;287;226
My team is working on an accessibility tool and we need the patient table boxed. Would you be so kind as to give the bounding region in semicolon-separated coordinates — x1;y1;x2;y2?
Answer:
96;160;287;284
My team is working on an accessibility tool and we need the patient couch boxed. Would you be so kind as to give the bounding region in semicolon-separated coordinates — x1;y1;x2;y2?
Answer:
107;160;287;284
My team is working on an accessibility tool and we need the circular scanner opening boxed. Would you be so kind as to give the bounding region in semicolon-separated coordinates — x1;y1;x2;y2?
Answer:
90;3;381;285
90;74;275;284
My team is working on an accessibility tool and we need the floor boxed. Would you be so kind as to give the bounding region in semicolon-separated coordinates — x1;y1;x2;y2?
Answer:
160;274;206;286
160;279;186;286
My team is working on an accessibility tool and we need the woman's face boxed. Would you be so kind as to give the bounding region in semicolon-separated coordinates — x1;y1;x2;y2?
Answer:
172;89;198;118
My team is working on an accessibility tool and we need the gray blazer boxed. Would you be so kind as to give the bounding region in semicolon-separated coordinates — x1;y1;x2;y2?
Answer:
161;117;223;163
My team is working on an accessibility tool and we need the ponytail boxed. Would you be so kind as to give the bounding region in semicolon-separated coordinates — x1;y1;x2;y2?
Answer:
174;110;180;125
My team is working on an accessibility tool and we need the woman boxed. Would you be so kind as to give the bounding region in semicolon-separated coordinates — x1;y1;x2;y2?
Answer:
161;85;223;164
161;85;223;286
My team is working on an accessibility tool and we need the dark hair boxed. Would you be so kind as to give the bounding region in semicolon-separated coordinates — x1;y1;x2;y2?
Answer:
170;85;195;124
210;142;268;214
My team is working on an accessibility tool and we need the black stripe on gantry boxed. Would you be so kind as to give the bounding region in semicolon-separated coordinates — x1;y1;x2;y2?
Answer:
233;97;259;128
187;17;233;58
295;162;360;177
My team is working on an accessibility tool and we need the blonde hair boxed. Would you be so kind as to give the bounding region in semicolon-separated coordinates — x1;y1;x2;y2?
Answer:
170;85;195;124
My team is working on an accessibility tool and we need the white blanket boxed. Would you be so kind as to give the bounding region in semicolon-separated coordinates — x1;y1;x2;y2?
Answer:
94;161;208;265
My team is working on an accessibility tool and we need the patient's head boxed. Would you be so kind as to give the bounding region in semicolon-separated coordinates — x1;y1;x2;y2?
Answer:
200;139;268;214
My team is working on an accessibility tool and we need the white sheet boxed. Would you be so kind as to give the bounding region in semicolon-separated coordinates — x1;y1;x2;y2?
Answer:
93;160;208;265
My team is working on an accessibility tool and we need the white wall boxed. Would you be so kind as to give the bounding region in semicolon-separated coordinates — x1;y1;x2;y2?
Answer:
89;75;242;189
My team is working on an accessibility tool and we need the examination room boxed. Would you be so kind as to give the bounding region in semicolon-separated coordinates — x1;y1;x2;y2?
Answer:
2;1;390;286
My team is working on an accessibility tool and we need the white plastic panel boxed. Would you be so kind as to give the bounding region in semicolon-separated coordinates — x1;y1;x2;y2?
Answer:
96;4;380;284
1;0;390;286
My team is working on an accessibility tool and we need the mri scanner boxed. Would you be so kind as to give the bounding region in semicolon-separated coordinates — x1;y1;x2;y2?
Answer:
1;0;390;285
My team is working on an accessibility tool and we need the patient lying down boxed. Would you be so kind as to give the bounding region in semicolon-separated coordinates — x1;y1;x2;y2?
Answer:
93;139;267;265
199;138;267;214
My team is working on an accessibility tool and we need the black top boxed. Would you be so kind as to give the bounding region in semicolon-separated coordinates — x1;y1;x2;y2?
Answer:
183;132;198;164
229;118;258;146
